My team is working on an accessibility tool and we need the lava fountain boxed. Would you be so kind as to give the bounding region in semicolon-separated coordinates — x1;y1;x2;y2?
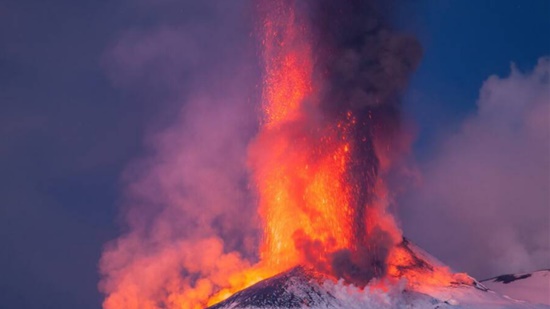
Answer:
249;0;397;284
247;0;465;293
247;0;429;285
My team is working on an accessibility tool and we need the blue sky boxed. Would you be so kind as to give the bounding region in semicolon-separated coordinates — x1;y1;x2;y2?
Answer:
0;1;548;308
396;0;549;157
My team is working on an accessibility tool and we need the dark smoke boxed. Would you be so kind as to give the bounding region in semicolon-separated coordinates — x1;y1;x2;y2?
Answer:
331;227;394;286
309;0;422;112
306;0;422;285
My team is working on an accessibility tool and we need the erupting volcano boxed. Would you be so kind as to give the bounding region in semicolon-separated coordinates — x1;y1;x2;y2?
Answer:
244;0;465;289
99;1;549;309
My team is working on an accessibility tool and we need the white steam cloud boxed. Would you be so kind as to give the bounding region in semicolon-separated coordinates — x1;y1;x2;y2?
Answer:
401;57;550;279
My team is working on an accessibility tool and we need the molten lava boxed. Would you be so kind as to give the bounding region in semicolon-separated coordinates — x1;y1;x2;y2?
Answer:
250;0;394;279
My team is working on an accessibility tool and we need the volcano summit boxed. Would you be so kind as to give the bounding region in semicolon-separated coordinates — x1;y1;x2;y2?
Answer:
208;239;549;309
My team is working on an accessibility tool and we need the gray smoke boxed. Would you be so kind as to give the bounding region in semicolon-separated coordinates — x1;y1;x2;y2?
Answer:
309;0;422;113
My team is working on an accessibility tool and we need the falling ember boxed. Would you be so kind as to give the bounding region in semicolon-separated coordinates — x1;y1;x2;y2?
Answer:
100;1;468;309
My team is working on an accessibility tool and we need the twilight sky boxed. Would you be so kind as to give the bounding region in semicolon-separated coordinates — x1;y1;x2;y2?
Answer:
0;1;548;308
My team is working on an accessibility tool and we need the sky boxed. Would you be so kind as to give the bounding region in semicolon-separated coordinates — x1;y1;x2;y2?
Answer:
0;1;548;308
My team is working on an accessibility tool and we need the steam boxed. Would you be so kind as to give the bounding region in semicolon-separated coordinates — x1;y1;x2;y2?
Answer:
98;2;261;308
401;57;550;279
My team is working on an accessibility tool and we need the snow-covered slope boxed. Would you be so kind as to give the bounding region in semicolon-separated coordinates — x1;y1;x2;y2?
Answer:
207;267;550;308
481;270;550;306
207;240;550;308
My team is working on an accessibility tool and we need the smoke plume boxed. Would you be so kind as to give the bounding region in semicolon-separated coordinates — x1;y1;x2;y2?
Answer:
400;57;550;279
308;0;422;284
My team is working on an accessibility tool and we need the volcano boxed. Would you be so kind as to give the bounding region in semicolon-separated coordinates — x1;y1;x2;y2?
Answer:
99;2;549;308
207;239;549;309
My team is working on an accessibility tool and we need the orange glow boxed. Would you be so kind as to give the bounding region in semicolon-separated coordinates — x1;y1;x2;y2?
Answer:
260;2;312;126
387;245;453;286
250;0;357;274
205;265;276;306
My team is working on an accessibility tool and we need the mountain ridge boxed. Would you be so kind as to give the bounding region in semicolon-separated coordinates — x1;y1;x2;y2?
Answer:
207;240;549;308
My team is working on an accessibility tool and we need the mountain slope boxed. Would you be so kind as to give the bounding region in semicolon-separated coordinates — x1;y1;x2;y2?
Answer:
481;270;550;305
207;240;549;308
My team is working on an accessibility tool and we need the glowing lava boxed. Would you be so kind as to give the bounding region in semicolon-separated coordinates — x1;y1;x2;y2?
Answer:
253;6;355;265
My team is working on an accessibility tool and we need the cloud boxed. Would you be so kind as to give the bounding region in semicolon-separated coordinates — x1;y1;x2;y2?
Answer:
400;57;550;279
98;2;261;308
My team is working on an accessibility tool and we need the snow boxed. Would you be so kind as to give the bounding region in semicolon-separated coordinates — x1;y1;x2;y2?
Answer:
208;268;550;308
325;277;548;309
481;270;550;306
207;241;550;308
